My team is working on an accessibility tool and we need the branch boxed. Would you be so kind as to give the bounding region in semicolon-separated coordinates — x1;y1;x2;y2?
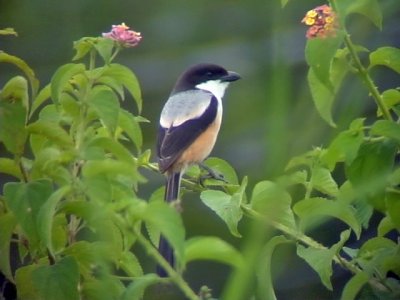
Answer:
343;34;392;121
241;204;391;292
134;228;199;300
329;0;392;121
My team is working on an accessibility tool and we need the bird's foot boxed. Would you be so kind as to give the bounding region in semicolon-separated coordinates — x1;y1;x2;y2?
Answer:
198;163;227;186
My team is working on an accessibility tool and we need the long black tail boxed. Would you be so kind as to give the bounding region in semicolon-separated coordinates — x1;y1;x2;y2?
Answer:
156;171;181;277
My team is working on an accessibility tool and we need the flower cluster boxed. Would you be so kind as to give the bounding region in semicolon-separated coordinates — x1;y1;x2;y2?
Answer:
102;23;142;47
301;5;338;39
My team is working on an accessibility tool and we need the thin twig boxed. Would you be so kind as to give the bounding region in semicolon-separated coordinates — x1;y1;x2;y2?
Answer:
134;228;199;300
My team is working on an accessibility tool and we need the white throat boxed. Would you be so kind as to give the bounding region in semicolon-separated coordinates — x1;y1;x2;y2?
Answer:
195;80;229;100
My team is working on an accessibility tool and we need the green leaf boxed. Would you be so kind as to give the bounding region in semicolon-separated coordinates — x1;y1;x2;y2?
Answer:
0;52;39;97
389;168;400;187
93;38;115;64
369;47;400;74
30;84;51;118
36;185;71;254
0;101;27;155
27;120;74;149
256;236;290;300
143;201;185;265
311;166;339;197
346;141;397;211
336;0;382;29
3;179;53;249
294;197;361;238
306;41;351;127
63;241;108;277
50;63;85;104
201;190;242;237
200;177;247;237
30;147;73;185
356;237;399;277
81;276;124;300
96;75;125;100
82;176;111;205
251;180;296;229
0;158;22;179
121;274;159;300
0;76;29;110
341;272;370;300
118;109;143;151
88;86;120;135
385;191;400;229
33;256;80;300
305;32;344;89
307;69;336;127
184;236;244;268
0;213;17;281
371;120;400;144
377;215;396;237
144;187;164;247
352;197;374;230
15;264;42;300
297;230;350;290
378;89;400;117
285;148;319;170
64;202;123;255
82;159;139;182
87;136;135;166
60;93;80;122
72;37;95;61
280;0;288;8
51;214;68;253
0;27;17;36
330;48;351;92
277;170;308;187
101;64;142;112
118;251;143;277
323;118;365;169
38;103;61;123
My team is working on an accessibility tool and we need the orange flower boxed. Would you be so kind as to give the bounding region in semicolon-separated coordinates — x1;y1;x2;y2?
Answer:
301;5;338;39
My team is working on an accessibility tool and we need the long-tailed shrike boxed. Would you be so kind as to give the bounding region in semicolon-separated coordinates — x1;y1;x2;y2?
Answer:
156;63;240;276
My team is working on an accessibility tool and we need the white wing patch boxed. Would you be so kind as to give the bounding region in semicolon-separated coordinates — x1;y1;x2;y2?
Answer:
160;90;213;128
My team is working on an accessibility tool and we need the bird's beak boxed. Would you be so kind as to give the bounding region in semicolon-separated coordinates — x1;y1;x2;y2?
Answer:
221;71;241;82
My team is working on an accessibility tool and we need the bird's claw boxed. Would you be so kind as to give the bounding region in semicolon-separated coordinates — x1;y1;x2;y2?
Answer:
198;163;228;186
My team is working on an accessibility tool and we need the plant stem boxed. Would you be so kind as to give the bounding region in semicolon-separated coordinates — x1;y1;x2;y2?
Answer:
241;205;324;249
17;158;28;182
70;49;97;241
109;45;121;63
330;0;392;121
134;228;199;300
241;204;391;292
343;34;392;121
221;215;270;300
89;48;96;71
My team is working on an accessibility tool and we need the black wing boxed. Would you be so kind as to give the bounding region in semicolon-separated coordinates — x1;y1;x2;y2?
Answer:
157;96;218;173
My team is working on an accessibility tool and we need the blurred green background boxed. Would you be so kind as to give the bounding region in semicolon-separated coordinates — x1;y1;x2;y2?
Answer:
1;0;399;299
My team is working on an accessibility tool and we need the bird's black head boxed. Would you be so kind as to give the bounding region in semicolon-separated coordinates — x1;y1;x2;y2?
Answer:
172;63;240;94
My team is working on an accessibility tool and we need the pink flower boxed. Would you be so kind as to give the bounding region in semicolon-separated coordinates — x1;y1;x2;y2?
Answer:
102;23;142;47
301;5;338;39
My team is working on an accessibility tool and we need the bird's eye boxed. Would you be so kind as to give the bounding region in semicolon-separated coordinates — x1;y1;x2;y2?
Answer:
205;71;213;77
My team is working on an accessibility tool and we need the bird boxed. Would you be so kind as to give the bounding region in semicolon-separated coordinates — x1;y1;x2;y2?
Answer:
156;63;240;277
